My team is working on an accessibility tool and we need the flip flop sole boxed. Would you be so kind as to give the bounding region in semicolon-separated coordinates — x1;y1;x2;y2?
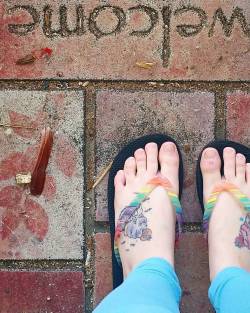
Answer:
108;133;184;288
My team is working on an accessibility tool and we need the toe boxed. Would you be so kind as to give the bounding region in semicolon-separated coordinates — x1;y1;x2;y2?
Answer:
114;170;126;191
134;148;146;175
145;142;158;175
159;142;179;180
236;153;246;183
200;148;221;199
223;147;236;180
124;157;136;182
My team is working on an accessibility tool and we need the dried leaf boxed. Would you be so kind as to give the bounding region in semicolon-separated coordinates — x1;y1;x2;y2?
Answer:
136;62;155;69
24;198;48;240
30;127;53;196
40;47;53;57
16;54;36;65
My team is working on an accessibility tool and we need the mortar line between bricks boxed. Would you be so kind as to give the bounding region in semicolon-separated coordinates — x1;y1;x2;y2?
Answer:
84;86;97;313
0;81;249;92
82;88;88;313
0;260;84;270
214;91;226;140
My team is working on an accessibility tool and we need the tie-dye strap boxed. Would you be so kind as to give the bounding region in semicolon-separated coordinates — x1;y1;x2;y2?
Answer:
114;176;183;266
203;181;250;232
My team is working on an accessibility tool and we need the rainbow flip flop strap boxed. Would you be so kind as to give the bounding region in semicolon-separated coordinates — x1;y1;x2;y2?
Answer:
203;181;250;232
114;176;183;267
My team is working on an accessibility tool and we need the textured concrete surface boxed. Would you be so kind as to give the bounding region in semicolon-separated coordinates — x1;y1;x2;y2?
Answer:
0;271;84;313
1;1;249;80
0;91;84;259
95;90;215;222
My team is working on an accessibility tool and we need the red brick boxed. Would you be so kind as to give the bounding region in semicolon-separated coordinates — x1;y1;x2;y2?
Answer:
94;233;112;307
175;233;213;313
95;91;215;222
0;271;84;313
0;1;249;80
226;92;250;145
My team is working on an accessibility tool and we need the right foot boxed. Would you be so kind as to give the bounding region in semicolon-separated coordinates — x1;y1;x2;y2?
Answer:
201;147;250;280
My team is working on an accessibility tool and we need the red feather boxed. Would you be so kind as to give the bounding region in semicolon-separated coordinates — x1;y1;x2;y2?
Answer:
30;127;53;195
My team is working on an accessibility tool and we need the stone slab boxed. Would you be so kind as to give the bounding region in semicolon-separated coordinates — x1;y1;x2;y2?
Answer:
0;90;84;259
95;90;215;222
94;233;113;307
0;271;84;313
1;1;249;80
226;91;250;145
92;232;212;312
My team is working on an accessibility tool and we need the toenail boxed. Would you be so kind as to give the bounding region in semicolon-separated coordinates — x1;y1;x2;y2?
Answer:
145;142;157;150
135;148;145;155
224;147;235;155
163;142;175;152
205;149;216;158
237;153;245;162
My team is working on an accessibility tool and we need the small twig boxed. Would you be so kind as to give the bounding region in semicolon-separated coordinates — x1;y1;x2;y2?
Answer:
0;123;37;130
92;161;113;189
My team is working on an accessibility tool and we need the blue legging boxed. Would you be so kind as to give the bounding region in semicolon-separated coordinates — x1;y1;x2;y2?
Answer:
94;257;250;313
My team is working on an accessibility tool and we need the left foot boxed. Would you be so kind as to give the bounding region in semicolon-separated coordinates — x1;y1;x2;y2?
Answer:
114;142;180;277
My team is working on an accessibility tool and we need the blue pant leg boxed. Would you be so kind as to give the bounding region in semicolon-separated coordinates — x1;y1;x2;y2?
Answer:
94;257;182;313
209;267;250;313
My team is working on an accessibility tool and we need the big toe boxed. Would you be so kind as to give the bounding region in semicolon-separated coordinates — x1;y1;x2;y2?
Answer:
201;148;221;200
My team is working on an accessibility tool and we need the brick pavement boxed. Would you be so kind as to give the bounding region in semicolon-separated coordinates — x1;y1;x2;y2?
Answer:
0;0;249;312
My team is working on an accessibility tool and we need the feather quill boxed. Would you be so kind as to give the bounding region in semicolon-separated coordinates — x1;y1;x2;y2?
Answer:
30;127;53;195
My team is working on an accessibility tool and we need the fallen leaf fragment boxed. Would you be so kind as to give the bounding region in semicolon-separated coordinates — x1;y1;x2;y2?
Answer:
40;47;53;57
16;48;52;65
16;54;36;65
136;62;156;69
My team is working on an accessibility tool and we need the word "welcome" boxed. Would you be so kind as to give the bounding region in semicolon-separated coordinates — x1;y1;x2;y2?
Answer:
6;4;250;67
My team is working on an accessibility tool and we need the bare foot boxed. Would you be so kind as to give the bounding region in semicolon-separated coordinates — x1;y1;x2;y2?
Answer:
114;142;179;277
201;147;250;280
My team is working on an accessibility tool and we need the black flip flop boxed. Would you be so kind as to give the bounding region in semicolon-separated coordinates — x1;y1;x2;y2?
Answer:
108;133;184;289
196;140;250;213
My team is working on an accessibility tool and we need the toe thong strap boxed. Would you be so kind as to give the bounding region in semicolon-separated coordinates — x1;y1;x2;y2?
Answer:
114;176;183;267
203;181;250;233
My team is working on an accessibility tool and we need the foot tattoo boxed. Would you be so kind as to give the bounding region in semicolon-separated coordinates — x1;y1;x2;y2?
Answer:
235;213;250;250
116;195;152;248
